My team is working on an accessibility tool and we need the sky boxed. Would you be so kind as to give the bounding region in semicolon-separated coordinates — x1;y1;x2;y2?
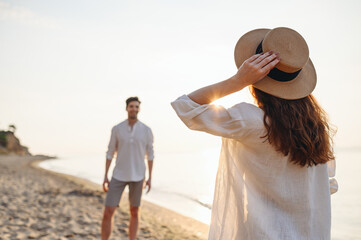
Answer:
1;0;361;157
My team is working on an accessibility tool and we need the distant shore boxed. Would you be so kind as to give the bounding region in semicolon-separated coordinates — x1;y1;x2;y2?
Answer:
0;155;208;239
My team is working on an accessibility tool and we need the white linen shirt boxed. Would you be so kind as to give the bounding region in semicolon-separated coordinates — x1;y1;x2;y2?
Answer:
106;120;154;182
171;95;338;240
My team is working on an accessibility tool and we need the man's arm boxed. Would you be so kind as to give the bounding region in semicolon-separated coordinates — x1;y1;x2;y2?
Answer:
103;159;112;192
103;127;117;192
188;52;279;105
145;160;153;193
145;129;154;193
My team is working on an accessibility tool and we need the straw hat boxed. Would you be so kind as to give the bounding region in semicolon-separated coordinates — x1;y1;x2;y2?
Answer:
234;27;316;100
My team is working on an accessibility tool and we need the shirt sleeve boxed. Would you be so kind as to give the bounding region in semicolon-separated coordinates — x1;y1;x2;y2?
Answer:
106;126;117;160
146;128;154;161
327;159;338;195
171;94;264;140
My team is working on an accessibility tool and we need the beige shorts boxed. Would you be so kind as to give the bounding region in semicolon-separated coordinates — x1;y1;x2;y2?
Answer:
105;178;144;207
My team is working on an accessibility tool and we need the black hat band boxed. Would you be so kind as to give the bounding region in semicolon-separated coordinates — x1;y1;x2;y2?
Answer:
256;41;302;82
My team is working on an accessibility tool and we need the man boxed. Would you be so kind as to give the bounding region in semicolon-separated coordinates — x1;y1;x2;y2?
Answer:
101;96;154;240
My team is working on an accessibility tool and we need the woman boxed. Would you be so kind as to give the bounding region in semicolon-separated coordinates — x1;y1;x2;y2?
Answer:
171;27;338;240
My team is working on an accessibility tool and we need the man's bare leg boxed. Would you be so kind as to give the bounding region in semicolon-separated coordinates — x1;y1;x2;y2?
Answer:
129;206;139;240
101;206;117;240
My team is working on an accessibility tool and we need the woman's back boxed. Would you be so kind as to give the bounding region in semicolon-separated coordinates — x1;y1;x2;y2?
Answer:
211;125;331;239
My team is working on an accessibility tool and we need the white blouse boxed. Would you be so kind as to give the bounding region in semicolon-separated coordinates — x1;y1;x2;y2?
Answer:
171;95;338;240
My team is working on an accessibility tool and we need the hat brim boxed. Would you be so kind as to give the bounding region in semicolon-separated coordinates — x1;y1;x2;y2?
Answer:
234;28;317;100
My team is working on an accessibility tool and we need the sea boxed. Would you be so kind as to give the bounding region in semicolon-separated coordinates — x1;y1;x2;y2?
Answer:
39;147;361;239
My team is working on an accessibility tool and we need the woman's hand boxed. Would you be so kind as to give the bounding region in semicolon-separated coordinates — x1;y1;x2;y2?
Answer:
233;51;280;85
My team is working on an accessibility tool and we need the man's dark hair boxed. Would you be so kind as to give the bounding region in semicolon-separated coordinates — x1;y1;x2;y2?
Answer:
126;97;141;107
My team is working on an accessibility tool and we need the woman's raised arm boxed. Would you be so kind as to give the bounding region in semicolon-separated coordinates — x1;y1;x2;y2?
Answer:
188;51;280;105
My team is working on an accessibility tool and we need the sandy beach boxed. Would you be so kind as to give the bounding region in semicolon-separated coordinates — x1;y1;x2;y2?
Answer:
0;155;209;239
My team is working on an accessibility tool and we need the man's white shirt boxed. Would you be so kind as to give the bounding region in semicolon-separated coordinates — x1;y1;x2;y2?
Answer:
106;120;154;182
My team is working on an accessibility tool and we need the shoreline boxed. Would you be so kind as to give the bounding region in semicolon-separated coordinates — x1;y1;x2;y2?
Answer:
37;154;214;225
0;155;209;239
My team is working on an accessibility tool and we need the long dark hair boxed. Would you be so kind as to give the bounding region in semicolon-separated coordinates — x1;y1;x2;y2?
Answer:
250;87;335;167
